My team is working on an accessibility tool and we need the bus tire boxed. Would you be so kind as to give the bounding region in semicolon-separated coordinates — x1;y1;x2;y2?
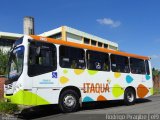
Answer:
124;88;136;105
59;89;80;113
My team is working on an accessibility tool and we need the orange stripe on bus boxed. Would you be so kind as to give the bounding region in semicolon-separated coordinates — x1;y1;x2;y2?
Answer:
29;35;149;60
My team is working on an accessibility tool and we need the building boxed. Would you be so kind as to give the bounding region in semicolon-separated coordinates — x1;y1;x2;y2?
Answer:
0;26;118;51
40;26;118;50
0;32;22;51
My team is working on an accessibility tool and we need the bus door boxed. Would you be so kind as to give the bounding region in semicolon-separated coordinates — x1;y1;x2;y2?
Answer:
28;40;58;102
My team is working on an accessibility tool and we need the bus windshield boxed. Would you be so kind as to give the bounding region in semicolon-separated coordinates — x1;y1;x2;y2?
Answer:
8;46;24;81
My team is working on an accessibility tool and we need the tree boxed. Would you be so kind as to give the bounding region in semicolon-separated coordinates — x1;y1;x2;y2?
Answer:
152;68;160;94
0;49;9;75
152;67;159;77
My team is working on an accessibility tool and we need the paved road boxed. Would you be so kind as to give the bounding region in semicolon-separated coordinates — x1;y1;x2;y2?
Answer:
16;95;160;120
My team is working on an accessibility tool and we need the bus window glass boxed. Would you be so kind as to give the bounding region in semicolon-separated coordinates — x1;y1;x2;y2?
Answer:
87;50;110;71
130;58;145;74
28;41;57;76
59;46;85;69
14;38;23;47
111;54;130;73
8;46;24;79
145;60;150;75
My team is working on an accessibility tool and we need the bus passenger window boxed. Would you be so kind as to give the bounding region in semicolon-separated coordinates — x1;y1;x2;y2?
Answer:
145;60;150;75
130;58;146;74
59;46;85;69
28;41;57;76
87;50;110;71
111;54;130;73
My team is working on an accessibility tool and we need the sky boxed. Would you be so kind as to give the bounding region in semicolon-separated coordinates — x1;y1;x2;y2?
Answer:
0;0;160;69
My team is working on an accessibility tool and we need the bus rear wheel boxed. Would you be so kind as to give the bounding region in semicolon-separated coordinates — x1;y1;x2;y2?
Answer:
124;88;136;105
59;89;80;113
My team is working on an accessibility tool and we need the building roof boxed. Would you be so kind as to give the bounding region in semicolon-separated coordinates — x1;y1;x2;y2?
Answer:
39;26;118;48
0;32;22;40
0;26;118;49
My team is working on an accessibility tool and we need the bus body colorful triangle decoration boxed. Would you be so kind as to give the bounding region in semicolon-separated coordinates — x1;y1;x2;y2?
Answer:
126;75;134;83
88;70;98;75
63;69;68;74
97;95;107;101
83;96;94;102
137;84;149;98
114;72;121;78
74;69;84;75
150;88;154;95
112;84;124;98
60;76;69;84
145;75;151;80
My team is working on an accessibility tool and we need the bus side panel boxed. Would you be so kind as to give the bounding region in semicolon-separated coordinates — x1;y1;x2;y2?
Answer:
27;71;61;105
36;88;60;105
58;68;153;103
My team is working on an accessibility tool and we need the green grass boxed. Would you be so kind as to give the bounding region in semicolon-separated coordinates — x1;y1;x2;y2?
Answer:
153;88;160;95
0;100;19;114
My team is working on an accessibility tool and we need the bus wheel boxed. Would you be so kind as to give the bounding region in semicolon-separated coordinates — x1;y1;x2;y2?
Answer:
59;89;80;113
124;88;136;105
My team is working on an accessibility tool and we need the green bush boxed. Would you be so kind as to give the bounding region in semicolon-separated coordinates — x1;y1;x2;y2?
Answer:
0;100;19;114
154;88;160;95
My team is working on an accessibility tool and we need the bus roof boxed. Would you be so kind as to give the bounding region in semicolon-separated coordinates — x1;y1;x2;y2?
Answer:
29;35;150;60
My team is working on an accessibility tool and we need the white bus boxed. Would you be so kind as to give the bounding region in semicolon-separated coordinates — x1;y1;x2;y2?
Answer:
4;35;153;112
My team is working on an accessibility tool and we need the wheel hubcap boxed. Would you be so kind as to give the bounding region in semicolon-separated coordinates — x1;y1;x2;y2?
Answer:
127;92;134;102
64;95;76;107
